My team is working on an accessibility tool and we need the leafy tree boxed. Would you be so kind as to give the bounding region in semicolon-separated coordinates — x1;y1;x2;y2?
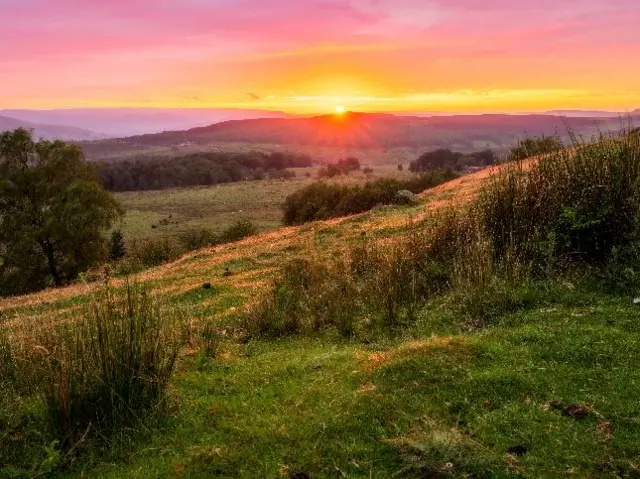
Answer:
109;230;127;261
0;129;122;296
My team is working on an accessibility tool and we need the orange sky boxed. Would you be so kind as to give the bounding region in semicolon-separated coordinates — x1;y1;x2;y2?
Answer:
1;0;639;113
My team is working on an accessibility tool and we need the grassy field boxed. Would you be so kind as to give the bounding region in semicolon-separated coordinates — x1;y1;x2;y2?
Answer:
2;139;640;477
115;165;413;241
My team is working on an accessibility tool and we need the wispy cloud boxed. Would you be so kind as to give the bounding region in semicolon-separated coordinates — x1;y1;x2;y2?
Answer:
0;0;639;110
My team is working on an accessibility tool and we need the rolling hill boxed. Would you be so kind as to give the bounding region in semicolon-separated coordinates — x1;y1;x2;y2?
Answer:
1;108;292;138
80;112;636;161
0;114;105;141
3;143;640;476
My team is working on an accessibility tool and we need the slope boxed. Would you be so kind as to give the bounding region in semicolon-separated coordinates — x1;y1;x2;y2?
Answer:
1;158;639;478
0;114;105;141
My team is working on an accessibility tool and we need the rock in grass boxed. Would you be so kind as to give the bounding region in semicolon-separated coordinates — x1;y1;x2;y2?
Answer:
395;189;419;205
201;283;212;290
223;268;234;278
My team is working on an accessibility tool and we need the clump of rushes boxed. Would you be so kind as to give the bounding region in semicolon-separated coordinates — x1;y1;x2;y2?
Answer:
4;280;179;442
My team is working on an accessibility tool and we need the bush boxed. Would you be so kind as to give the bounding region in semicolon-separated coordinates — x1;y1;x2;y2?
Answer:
129;237;183;269
108;230;127;261
410;149;496;172
2;280;179;441
508;136;563;161
217;220;258;244
283;169;458;225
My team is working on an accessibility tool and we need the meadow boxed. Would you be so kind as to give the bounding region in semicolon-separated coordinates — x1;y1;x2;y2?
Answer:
2;133;640;477
115;165;413;242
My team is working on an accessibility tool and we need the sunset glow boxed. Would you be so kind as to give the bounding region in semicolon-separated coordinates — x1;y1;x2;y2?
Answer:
1;0;639;113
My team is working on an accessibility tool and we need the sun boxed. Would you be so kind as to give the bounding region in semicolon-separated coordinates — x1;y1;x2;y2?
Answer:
335;105;345;114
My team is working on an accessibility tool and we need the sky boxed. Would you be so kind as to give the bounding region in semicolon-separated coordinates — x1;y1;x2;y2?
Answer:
1;0;639;113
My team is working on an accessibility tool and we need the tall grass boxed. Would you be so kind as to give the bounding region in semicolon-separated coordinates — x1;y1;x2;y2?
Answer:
1;280;179;441
479;132;640;268
246;132;640;337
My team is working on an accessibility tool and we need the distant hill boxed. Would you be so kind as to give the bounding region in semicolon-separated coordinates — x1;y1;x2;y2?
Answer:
545;109;639;118
0;115;105;141
1;108;292;138
80;112;635;161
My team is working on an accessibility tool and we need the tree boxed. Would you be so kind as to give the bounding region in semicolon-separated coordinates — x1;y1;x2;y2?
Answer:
0;129;122;296
109;230;127;261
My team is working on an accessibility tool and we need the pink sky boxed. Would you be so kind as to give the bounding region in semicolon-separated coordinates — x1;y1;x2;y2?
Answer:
1;0;639;112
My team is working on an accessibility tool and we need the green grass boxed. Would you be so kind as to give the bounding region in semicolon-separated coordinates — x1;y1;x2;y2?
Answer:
9;290;634;478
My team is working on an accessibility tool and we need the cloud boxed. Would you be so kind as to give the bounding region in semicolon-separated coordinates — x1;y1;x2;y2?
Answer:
1;0;639;110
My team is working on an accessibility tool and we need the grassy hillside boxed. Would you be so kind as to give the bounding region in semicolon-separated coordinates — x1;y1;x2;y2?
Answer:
2;135;640;477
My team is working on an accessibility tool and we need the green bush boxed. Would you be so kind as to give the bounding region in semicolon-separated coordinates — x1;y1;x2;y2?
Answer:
508;135;564;161
108;230;127;261
283;169;458;225
217;220;258;244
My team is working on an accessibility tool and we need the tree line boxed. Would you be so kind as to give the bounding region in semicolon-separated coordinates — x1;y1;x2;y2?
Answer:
100;151;313;191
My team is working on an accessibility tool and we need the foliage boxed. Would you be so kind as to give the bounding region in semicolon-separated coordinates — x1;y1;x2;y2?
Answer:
101;150;312;192
282;169;458;225
410;148;496;172
479;133;640;268
508;135;564;161
217;220;258;244
108;230;127;261
317;157;361;178
0;128;122;296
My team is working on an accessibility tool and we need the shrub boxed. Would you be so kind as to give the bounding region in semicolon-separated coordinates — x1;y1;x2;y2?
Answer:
2;280;178;441
178;229;217;251
508;135;563;161
129;237;183;269
282;169;458;225
108;230;127;261
217;220;258;244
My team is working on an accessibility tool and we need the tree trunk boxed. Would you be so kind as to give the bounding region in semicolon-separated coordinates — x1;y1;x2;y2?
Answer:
40;239;62;286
